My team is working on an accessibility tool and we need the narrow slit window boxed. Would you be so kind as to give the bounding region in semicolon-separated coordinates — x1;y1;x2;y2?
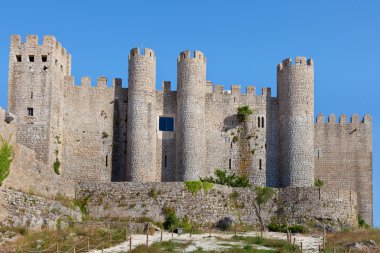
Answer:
262;117;265;128
31;92;33;99
27;108;33;116
164;155;167;167
258;117;261;128
29;55;35;62
229;159;232;170
16;55;22;62
41;55;47;62
231;142;233;149
106;155;108;167
259;159;262;170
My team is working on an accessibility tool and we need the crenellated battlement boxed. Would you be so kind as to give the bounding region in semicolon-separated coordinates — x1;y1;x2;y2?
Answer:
128;48;155;60
64;76;122;88
177;50;206;63
315;113;372;125
10;34;70;59
211;84;272;97
277;56;313;72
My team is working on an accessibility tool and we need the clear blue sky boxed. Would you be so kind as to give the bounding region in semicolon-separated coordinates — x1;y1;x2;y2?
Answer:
0;1;378;227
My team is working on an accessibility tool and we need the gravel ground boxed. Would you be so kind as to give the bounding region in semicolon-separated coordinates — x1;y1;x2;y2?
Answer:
90;231;323;253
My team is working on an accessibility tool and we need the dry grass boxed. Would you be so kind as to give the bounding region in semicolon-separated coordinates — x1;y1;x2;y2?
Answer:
324;229;380;253
0;224;128;252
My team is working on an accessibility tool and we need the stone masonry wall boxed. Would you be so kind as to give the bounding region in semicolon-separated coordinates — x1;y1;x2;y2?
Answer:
1;108;75;198
314;113;372;226
0;189;81;230
62;77;124;183
205;87;279;187
77;182;357;229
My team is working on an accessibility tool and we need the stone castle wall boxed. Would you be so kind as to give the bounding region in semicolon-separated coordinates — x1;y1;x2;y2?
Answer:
3;35;372;225
314;113;372;225
62;77;127;183
77;182;357;229
0;108;75;198
0;189;81;229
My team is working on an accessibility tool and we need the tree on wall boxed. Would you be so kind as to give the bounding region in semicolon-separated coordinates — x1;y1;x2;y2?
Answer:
236;106;255;176
0;135;14;186
252;186;275;232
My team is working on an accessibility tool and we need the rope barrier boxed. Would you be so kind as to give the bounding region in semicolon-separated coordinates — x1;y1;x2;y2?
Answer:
17;226;130;253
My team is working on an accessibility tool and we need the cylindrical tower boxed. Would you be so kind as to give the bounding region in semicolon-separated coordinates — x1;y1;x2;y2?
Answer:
127;48;157;182
277;57;314;187
176;50;206;181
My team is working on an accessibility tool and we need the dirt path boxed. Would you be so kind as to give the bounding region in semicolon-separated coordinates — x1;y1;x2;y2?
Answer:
90;231;323;253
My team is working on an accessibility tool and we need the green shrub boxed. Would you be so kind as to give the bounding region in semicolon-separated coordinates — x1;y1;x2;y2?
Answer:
289;224;307;233
148;188;160;199
268;222;287;233
184;181;214;194
200;169;249;188
102;131;109;139
358;216;370;229
314;178;324;188
162;207;179;230
53;158;61;175
0;136;13;186
237;106;253;123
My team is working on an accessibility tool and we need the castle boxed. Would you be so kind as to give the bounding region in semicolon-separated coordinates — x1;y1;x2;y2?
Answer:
3;35;373;225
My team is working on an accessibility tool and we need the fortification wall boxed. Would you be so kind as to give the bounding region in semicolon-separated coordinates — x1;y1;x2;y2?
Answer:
0;108;75;197
314;113;372;225
76;183;357;229
204;86;280;187
155;81;177;181
0;189;81;229
8;35;70;165
62;77;126;183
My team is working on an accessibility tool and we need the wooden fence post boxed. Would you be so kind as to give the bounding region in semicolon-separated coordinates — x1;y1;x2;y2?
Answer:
129;236;132;251
300;241;303;253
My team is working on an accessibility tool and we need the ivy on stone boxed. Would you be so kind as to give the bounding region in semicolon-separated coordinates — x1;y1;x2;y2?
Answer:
53;158;61;175
0;135;13;186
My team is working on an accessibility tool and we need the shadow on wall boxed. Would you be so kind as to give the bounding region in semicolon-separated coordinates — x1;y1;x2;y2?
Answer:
111;83;127;182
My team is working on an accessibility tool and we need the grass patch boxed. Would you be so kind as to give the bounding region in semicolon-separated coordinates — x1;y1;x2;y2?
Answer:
0;225;128;252
324;229;380;252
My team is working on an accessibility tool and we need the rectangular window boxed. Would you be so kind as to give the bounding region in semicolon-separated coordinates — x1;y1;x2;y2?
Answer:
16;55;22;62
27;108;33;116
164;155;167;167
229;159;232;170
259;159;262;170
159;117;174;131
29;55;35;62
41;55;47;62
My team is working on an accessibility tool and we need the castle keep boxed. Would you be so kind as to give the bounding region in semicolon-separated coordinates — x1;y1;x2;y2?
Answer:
3;35;373;225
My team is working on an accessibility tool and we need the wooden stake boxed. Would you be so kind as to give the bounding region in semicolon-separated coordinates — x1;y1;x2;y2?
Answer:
87;237;90;251
161;229;163;242
300;241;303;253
129;236;132;251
